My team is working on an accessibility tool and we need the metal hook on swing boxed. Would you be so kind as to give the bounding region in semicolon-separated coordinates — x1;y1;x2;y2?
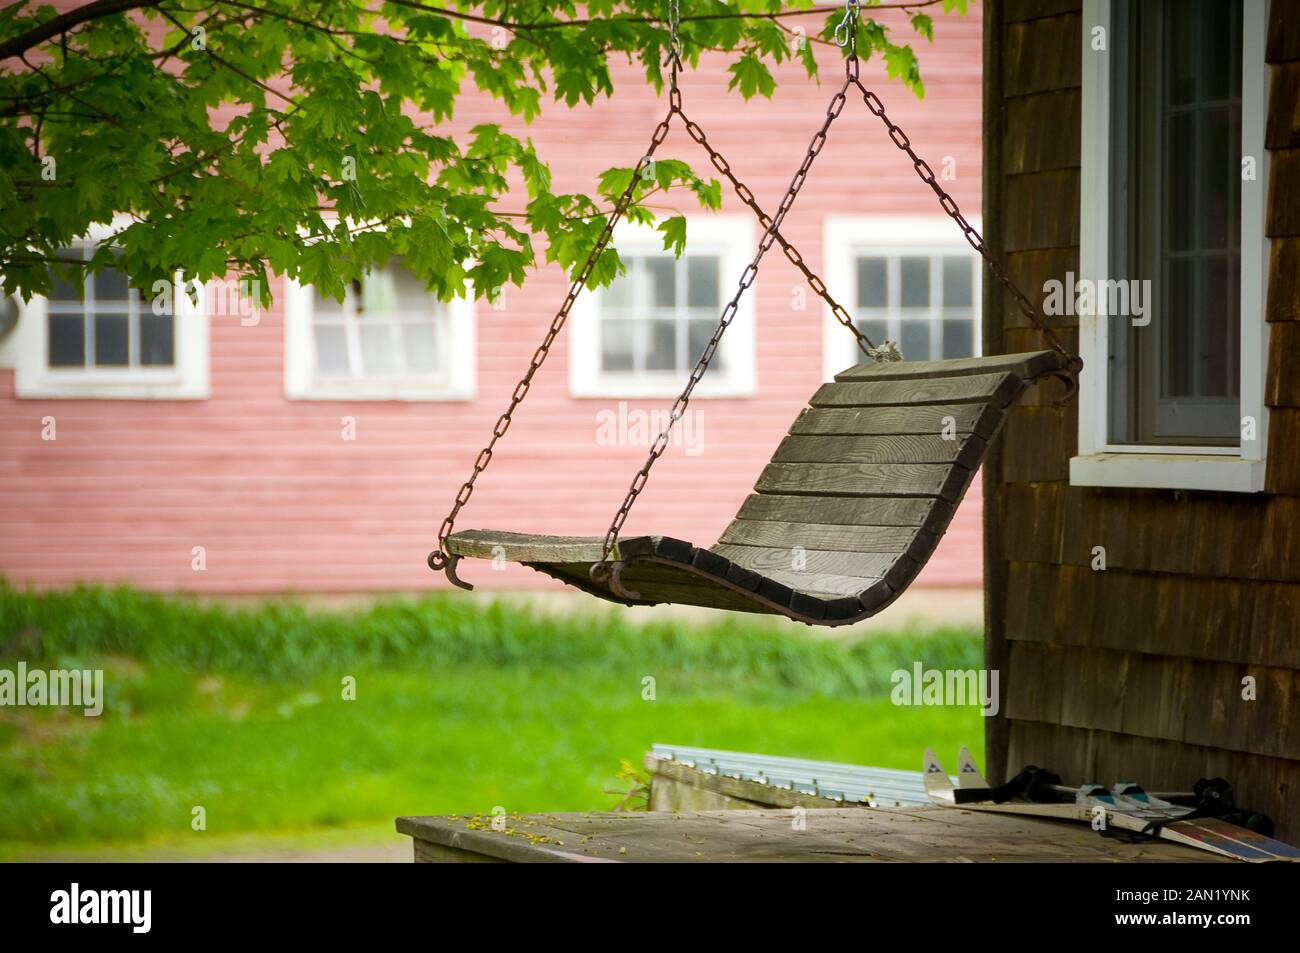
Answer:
663;0;683;67
834;0;861;49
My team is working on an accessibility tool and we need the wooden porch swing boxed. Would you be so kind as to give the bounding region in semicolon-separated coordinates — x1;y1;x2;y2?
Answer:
427;2;1081;626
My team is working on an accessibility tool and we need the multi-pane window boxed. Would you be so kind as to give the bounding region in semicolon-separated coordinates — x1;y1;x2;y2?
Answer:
852;253;979;361
598;253;723;375
1107;0;1243;447
45;245;174;370
310;259;446;379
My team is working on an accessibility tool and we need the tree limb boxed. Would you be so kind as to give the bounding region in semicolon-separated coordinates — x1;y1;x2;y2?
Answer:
0;0;163;62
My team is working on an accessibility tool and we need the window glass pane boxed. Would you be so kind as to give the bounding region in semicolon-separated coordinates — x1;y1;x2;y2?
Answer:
899;321;931;361
603;272;634;312
688;319;721;370
359;261;427;316
403;320;440;375
314;324;349;374
314;288;344;315
646;257;676;307
1111;0;1242;446
686;256;719;308
941;258;973;307
856;318;889;349
138;314;175;366
600;320;635;372
900;258;930;307
49;264;85;303
95;264;131;304
94;314;129;366
856;257;887;308
941;319;974;359
359;323;397;375
644;319;676;370
389;261;427;312
48;314;85;366
359;269;396;315
1165;112;1195;252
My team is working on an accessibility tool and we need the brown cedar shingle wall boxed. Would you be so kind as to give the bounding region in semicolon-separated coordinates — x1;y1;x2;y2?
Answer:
984;0;1300;839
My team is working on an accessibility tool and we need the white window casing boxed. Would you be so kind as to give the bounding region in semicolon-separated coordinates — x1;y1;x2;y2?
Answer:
1072;0;1271;493
568;216;756;399
4;218;209;400
821;215;983;381
283;275;476;402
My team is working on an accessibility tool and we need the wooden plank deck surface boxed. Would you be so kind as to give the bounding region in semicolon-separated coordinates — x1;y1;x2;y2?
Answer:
396;808;1230;863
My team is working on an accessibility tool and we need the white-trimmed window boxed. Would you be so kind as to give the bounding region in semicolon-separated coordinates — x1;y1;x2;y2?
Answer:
1073;0;1270;492
284;257;475;401
2;221;208;399
569;218;755;398
821;216;982;379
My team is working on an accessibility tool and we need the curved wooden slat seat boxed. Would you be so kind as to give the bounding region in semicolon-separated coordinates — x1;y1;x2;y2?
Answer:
443;349;1071;626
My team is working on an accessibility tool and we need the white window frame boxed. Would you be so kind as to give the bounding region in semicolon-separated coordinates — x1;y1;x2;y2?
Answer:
821;215;983;381
568;217;756;398
1072;0;1271;493
283;269;476;402
1;217;209;400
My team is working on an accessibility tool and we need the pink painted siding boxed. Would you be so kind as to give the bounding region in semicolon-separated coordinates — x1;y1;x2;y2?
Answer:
0;10;985;594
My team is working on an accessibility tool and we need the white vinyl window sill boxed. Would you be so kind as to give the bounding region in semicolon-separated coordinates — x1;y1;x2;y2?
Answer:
1069;453;1266;493
17;369;208;401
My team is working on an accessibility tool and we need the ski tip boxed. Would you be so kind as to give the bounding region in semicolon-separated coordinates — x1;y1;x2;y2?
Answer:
923;748;954;800
956;746;988;789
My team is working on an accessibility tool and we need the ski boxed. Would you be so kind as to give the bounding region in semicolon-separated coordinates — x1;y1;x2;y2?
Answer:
923;749;1300;862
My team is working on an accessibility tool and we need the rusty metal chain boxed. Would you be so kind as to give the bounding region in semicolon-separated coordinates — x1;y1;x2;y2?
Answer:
433;0;1079;580
595;67;858;568
849;79;1079;370
427;108;675;572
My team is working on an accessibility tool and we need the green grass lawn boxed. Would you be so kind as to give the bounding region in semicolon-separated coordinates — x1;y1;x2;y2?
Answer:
0;583;985;856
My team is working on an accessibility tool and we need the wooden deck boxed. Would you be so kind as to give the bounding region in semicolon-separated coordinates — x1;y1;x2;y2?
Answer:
396;807;1230;863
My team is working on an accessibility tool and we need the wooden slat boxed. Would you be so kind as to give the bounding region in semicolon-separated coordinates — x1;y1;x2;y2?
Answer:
1268;0;1300;64
447;531;609;561
1266;407;1300;494
832;349;1065;382
735;493;955;532
1006;0;1081;25
446;530;683;562
1004;12;1082;97
1004;88;1081;174
1267;61;1300;149
709;542;904;586
718;518;936;556
1003;169;1079;252
755;462;971;502
1266;321;1300;406
812;374;1023;409
1267;236;1300;322
1268;148;1300;237
771;433;987;468
998;405;1075;483
790;403;1003;439
1005;641;1300;762
1002;250;1081;329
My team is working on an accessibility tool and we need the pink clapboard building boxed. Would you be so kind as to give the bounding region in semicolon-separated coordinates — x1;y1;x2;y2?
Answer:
0;11;985;596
